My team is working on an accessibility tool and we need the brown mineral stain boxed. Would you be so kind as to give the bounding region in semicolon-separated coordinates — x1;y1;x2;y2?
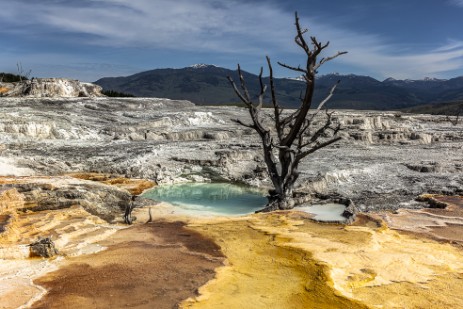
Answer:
31;221;223;309
4;191;463;309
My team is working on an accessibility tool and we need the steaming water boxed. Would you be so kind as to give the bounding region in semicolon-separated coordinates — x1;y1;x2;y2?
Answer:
142;183;267;215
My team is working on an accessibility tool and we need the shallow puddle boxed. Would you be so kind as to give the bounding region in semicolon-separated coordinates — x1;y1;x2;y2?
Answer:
297;203;347;222
142;183;267;215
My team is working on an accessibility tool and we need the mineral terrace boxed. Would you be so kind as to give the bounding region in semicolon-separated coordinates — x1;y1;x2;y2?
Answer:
1;96;462;308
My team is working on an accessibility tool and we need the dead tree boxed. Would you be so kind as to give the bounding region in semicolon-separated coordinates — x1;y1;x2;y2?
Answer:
16;62;31;82
446;104;463;126
228;12;346;212
124;195;137;224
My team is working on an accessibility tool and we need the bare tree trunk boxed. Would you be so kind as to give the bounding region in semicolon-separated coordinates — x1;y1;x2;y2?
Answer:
228;12;346;211
446;105;463;126
124;195;137;224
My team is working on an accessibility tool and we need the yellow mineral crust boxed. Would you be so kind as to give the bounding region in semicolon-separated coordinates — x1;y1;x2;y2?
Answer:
183;212;463;309
0;86;10;94
68;172;156;195
0;192;122;308
0;188;24;243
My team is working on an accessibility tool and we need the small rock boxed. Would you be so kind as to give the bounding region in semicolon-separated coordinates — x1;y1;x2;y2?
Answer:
29;237;58;258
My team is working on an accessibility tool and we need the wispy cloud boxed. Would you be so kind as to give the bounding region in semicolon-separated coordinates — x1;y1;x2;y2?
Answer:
322;31;463;79
1;0;463;79
0;0;292;54
291;17;463;79
448;0;463;7
340;44;463;79
434;40;463;52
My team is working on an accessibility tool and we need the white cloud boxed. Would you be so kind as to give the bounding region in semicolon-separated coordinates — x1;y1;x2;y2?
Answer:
340;45;463;79
288;17;463;79
434;40;463;52
0;0;292;54
1;0;463;79
321;31;463;79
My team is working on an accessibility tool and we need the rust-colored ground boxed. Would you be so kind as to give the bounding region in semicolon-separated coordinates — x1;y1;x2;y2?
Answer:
31;221;224;309
0;87;9;94
3;184;463;309
380;195;463;245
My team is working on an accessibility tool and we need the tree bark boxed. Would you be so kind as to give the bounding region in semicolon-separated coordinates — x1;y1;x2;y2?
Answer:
228;12;346;211
124;195;136;224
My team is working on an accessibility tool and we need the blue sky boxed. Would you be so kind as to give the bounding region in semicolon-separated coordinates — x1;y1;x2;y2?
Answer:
1;0;463;82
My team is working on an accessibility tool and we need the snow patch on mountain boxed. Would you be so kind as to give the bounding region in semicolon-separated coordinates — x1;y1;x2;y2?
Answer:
189;64;219;69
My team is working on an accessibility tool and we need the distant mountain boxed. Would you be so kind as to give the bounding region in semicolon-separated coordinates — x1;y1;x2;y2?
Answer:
95;65;463;110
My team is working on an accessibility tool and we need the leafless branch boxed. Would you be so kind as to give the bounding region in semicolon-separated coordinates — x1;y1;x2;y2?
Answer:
297;136;342;160
266;56;284;141
228;11;345;211
16;62;31;82
300;112;337;148
257;67;267;109
314;51;348;71
238;65;251;102
277;62;307;74
294;13;310;53
446;114;461;126
231;118;255;129
309;81;340;121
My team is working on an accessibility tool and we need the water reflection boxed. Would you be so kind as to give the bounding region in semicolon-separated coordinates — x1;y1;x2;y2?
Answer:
142;183;267;215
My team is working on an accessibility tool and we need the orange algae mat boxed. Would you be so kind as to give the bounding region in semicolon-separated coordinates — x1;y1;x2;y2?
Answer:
183;212;463;309
5;204;463;308
30;222;223;309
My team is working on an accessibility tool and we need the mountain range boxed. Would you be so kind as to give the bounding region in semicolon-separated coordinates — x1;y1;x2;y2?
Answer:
95;64;463;110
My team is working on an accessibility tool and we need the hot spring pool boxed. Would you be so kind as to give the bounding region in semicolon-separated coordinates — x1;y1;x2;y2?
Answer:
142;183;267;215
297;203;347;222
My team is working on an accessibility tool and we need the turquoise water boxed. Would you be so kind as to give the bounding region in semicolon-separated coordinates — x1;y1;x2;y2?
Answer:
142;183;267;215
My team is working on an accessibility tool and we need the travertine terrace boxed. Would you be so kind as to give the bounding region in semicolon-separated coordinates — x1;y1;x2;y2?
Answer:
0;97;462;308
0;97;461;209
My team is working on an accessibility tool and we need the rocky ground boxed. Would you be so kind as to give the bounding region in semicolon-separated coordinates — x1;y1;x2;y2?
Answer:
0;97;461;210
0;97;462;308
0;78;104;98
